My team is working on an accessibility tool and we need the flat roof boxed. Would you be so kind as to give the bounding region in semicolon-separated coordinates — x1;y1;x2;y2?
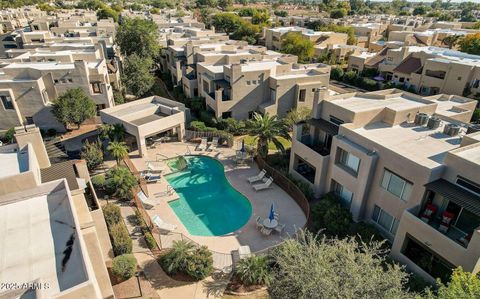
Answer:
453;144;480;165
330;93;424;112
353;121;463;168
0;188;88;297
0;150;29;179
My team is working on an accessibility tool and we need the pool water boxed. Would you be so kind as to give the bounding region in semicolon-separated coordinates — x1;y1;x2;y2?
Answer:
165;156;252;236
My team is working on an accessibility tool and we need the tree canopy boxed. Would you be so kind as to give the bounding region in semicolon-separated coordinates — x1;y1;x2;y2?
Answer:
122;54;155;98
458;33;480;55
97;6;119;22
115;17;160;59
52;88;96;129
281;32;315;63
426;267;480;299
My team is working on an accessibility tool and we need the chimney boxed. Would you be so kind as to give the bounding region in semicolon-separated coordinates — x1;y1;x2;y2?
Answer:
312;87;328;119
14;125;51;168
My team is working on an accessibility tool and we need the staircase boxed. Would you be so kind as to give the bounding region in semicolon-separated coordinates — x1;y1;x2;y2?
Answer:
44;137;69;163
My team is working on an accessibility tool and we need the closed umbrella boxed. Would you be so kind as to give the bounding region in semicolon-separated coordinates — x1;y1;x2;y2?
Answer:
268;203;275;222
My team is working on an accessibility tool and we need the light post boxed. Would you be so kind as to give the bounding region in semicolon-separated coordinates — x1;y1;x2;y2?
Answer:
135;270;143;297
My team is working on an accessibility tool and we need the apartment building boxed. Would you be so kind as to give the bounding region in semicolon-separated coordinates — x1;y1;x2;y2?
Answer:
289;88;479;282
350;23;388;48
0;59;114;131
0;125;114;298
263;26;348;53
198;57;330;119
387;28;474;48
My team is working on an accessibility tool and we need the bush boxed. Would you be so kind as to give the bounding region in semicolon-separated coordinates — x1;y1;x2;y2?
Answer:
81;140;104;170
103;203;122;226
185;246;213;280
235;255;271;286
91;174;106;189
361;78;378;91
144;231;157;250
310;193;352;237
343;70;358;84
159;240;213;280
112;254;137;280
1;128;15;143
110;222;133;256
330;67;344;81
189;121;209;131
472;108;480;123
351;222;383;244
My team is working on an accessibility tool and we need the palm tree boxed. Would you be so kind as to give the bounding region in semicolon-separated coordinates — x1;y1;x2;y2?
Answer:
246;112;291;159
107;141;129;165
161;240;195;275
105;166;137;199
235;255;271;286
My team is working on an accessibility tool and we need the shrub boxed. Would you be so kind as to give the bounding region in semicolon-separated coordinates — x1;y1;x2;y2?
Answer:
351;222;383;244
103;203;122;226
189;121;208;131
105;166;137;199
330;67;344;81
110;222;133;256
91;174;106;189
343;70;358;84
361;78;378;91
235;255;271;286
144;231;157;250
81;140;104;170
159;240;213;280
185;246;213;280
1;128;15;143
310;193;352;237
112;254;137;280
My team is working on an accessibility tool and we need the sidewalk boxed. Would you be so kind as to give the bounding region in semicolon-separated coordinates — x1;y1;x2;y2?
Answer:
118;202;229;299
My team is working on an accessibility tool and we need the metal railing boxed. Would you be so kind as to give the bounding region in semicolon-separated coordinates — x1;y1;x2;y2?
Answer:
123;156;149;196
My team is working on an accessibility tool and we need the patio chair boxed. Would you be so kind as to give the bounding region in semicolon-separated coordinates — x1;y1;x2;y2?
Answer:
247;169;267;184
143;173;161;183
420;204;437;223
274;212;279;220
207;137;219;152
438;211;455;234
137;191;158;209
255;216;264;229
152;215;177;232
196;137;208;151
146;162;164;174
261;227;272;236
274;223;285;234
253;177;273;192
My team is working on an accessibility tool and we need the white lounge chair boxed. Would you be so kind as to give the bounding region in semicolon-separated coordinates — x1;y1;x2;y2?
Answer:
146;162;164;174
261;227;272;236
274;223;285;233
137;191;158;209
152;215;177;232
247;169;267;184
207;137;219;152
253;177;273;191
196;137;208;151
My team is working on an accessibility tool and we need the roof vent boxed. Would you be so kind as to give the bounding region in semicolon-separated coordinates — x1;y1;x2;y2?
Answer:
414;112;428;126
443;123;460;137
427;116;441;129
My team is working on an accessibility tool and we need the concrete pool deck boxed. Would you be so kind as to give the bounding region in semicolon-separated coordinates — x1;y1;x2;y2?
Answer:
127;142;307;254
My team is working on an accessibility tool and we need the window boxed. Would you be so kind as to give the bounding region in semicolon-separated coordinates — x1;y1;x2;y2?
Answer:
372;205;399;234
246;80;251;85
91;82;101;93
312;88;316;92
68;78;73;83
458;76;462;80
299;89;306;102
41;90;49;105
270;88;276;102
25;117;34;125
221;111;232;119
203;80;209;93
33;25;39;30
381;169;412;201
337;148;360;174
457;176;480;195
252;80;257;85
332;180;353;207
0;95;14;110
329;115;344;125
54;79;59;84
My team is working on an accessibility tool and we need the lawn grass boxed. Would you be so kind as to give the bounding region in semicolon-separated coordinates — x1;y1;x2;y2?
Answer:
241;135;291;151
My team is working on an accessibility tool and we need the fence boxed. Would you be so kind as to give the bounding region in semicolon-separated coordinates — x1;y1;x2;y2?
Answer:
185;130;234;147
158;231;233;271
256;155;310;228
123;156;149;197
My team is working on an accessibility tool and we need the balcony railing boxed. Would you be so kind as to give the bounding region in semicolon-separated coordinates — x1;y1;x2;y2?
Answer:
299;135;330;156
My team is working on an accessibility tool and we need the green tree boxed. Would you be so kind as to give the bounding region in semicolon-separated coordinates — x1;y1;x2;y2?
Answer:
1;128;15;144
107;141;129;165
274;10;288;17
269;231;412;299
212;13;241;35
122;54;155;98
311;193;352;237
246;112;291;158
235;255;271;286
285;107;312;128
106;166;137;199
413;6;429;16
160;240;196;275
252;11;270;25
231;21;260;44
81;140;104;170
112;254;137;280
472;108;480;123
96;7;119;22
218;0;232;10
115;17;160;59
330;8;347;19
52;88;96;129
458;33;480;55
196;0;217;8
426;267;480;298
281;32;314;63
442;35;461;49
113;89;125;105
330;67;344;80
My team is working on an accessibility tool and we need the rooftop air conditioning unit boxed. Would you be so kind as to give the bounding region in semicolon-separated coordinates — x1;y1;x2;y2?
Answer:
427;116;441;129
467;125;480;134
414;112;428;126
443;123;461;136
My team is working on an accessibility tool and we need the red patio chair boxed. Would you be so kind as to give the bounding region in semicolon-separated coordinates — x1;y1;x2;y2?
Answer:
438;211;455;234
420;204;438;223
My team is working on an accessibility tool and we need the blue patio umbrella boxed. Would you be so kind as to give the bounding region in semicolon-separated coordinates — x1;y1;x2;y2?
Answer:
268;203;275;222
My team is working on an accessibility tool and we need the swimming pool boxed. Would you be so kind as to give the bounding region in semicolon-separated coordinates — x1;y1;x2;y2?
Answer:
165;156;252;236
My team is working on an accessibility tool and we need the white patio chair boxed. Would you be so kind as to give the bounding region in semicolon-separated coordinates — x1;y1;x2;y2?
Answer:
207;137;219;152
247;169;267;184
253;177;273;191
255;216;264;229
274;223;285;234
261;227;272;236
137;191;158;209
146;162;164;174
152;215;177;232
196;137;208;151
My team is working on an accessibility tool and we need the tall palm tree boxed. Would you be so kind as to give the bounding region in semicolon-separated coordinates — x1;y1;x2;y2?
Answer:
247;112;291;159
107;141;129;165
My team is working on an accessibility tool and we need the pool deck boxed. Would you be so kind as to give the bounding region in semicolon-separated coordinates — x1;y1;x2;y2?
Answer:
127;142;307;254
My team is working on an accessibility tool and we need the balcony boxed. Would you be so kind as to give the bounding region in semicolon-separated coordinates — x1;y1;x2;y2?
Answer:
425;69;446;80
